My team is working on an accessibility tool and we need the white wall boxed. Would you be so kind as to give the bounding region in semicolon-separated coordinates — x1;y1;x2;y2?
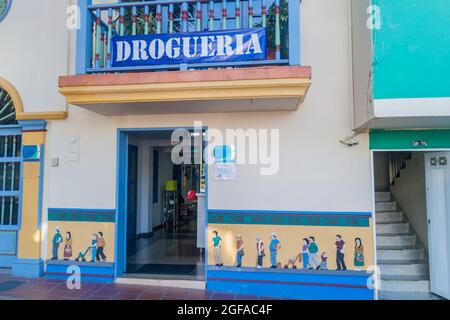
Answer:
373;152;390;191
390;153;429;249
350;0;375;129
44;0;373;212
155;149;174;227
0;0;70;113
39;0;373;259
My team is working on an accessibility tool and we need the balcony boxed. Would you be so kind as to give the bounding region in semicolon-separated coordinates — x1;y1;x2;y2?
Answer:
59;0;311;115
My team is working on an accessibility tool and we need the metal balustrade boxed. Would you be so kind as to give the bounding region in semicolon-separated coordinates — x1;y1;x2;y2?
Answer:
76;0;301;74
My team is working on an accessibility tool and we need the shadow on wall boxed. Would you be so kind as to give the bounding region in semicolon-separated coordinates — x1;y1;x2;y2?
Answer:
389;153;428;250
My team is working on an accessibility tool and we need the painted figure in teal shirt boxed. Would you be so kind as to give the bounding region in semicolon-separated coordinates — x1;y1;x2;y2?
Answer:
51;227;63;260
91;233;98;263
308;236;319;269
269;233;281;268
212;230;223;266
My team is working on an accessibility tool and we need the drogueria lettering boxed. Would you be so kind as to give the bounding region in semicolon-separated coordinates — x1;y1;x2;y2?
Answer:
111;28;266;67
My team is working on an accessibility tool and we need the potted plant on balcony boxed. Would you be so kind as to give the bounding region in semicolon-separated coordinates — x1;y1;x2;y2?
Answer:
121;0;156;34
121;0;197;34
255;0;289;60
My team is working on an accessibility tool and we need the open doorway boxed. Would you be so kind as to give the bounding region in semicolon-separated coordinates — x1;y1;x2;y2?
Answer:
373;151;450;300
119;128;207;281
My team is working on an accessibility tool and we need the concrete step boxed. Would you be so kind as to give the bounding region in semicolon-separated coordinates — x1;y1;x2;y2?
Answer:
376;211;403;223
380;274;429;281
375;201;398;212
376;222;410;235
378;280;430;293
375;192;392;202
377;259;426;265
377;234;416;248
377;248;426;262
379;263;428;277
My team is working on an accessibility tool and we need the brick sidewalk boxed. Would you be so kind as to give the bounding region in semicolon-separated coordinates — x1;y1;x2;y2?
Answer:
0;274;280;300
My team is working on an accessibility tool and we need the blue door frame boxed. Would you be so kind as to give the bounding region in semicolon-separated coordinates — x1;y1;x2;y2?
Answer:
127;145;138;249
115;127;209;278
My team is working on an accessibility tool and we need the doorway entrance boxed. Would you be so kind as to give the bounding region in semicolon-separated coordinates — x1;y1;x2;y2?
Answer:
373;151;450;300
116;128;207;281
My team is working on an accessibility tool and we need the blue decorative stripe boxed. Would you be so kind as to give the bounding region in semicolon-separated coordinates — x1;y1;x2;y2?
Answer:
207;267;375;300
87;59;289;73
17;120;47;132
0;125;22;136
208;210;372;227
48;208;116;223
45;260;115;283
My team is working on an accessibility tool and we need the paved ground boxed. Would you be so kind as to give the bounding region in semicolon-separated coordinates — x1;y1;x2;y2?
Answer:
1;272;444;300
0;273;278;300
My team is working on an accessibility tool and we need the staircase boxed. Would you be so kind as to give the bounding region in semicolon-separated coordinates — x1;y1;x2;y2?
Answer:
375;191;431;297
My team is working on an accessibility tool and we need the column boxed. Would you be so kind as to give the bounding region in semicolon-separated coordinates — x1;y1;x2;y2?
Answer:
11;120;46;277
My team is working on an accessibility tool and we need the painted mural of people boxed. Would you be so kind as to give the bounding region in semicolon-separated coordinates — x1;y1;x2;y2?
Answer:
308;236;319;269
63;231;73;260
51;227;63;260
91;233;98;262
301;238;310;269
235;234;244;268
319;252;328;270
256;235;265;269
96;231;107;262
269;233;281;268
354;237;365;271
335;234;347;271
212;230;223;267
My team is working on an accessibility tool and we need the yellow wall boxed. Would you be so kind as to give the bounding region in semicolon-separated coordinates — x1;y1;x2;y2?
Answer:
46;221;115;262
208;222;374;270
16;131;46;260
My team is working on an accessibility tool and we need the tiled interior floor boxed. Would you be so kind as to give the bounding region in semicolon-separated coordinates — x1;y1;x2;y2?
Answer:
0;273;278;300
126;219;205;280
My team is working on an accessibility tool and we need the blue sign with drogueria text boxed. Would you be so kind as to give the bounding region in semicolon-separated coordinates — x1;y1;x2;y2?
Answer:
111;28;266;67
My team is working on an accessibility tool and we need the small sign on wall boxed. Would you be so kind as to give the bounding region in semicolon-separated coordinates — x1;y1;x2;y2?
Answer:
213;145;235;163
213;145;236;180
214;163;236;181
22;145;41;162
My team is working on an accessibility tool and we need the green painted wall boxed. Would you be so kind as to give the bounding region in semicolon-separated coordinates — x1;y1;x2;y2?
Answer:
370;130;450;150
372;0;450;99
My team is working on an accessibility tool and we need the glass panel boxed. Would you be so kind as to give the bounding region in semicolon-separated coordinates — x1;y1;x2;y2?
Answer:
0;88;18;125
0;133;21;226
0;196;18;226
3;162;20;191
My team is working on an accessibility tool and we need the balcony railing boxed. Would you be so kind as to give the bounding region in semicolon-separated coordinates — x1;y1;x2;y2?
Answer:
76;0;301;74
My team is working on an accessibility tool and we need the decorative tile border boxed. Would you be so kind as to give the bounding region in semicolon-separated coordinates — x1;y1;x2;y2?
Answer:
208;210;372;227
48;208;116;223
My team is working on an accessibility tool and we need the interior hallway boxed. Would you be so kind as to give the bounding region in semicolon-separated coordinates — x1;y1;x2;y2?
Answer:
126;219;205;280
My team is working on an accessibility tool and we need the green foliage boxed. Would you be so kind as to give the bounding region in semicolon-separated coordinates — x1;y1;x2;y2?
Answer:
256;0;289;59
120;0;197;34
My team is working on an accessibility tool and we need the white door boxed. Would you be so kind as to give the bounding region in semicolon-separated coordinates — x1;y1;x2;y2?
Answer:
425;152;450;299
